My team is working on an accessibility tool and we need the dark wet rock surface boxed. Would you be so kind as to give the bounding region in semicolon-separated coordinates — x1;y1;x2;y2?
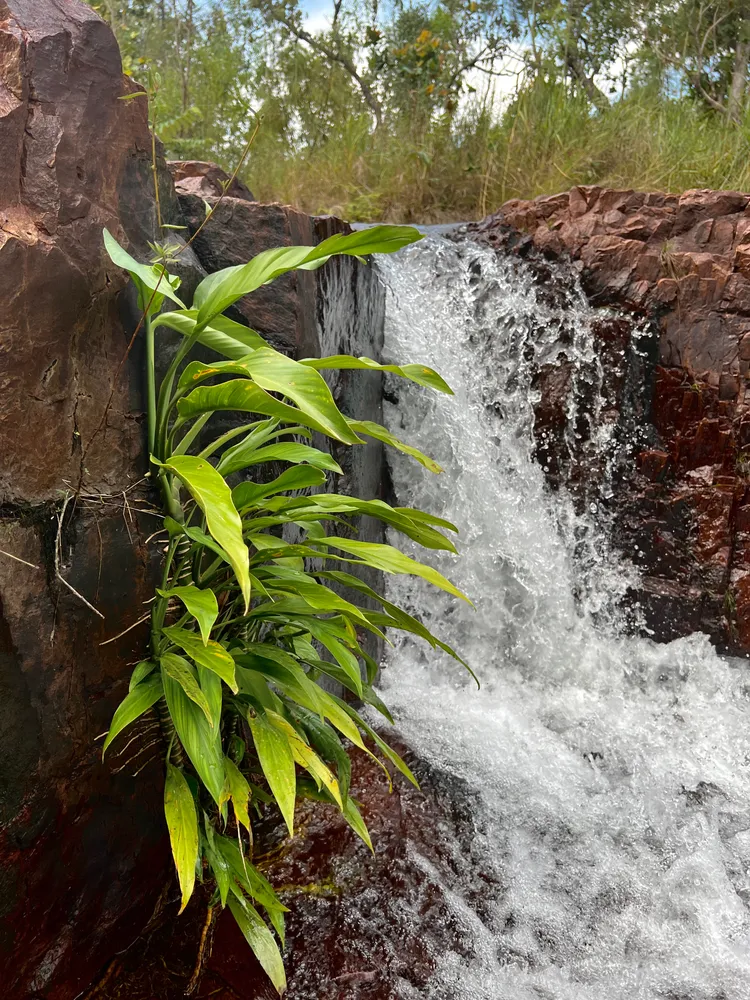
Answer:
82;743;492;1000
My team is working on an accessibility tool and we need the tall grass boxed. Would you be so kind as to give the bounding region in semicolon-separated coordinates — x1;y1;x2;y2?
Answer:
241;79;750;223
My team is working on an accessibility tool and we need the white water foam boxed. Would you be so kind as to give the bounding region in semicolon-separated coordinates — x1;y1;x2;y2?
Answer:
375;237;750;1000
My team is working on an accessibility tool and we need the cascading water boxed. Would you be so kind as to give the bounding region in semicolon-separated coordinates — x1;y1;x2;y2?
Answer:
374;236;750;1000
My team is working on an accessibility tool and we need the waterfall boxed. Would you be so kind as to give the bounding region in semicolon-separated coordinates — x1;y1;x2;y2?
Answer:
374;236;750;1000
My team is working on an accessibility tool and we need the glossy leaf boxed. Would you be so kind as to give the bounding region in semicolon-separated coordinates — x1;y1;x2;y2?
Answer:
300;354;452;393
179;348;360;446
342;796;373;852
346;418;443;473
160;653;213;725
219;441;342;478
217;836;288;920
178;379;340;441
232;467;327;510
227;891;287;995
266;710;342;808
155;309;266;360
102;675;163;756
157;585;218;645
321;537;471;604
163;673;225;805
163;625;238;693
276;494;456;551
164;764;199;914
128;659;156;692
223;757;252;835
205;838;231;908
197;664;223;730
155;455;251;612
194;225;422;325
248;710;297;836
320;568;476;682
103;229;184;308
334;695;419;788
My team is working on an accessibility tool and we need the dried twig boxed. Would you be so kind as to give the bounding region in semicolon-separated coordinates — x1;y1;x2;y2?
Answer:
99;612;151;646
0;549;40;570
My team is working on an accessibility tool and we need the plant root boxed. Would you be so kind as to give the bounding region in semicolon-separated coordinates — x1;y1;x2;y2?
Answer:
184;904;217;996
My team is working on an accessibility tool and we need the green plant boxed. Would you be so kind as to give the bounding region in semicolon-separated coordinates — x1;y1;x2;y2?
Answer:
102;224;472;993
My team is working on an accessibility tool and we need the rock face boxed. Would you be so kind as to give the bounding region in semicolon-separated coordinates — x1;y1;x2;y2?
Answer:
77;746;493;1000
0;2;181;996
0;3;386;997
466;187;750;652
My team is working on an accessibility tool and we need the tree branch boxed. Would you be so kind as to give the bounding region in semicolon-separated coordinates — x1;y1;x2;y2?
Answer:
268;8;383;127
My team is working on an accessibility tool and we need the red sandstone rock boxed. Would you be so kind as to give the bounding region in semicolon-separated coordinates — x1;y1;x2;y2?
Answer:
0;2;200;996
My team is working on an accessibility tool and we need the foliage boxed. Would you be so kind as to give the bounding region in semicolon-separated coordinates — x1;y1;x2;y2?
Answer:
102;223;472;991
90;1;750;222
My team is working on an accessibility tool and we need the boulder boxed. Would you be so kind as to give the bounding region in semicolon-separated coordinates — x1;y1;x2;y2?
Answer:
0;1;186;996
167;159;255;202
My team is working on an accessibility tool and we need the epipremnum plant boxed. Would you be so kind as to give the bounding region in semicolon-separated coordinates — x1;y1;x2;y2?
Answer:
102;224;470;993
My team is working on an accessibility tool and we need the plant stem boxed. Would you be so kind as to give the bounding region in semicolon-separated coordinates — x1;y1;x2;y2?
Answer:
146;314;157;457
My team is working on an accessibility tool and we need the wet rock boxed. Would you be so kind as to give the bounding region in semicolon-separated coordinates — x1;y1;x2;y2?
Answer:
464;187;750;653
79;743;499;1000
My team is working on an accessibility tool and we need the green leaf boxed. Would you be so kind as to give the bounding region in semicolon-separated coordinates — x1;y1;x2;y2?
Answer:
197;663;223;730
128;660;156;692
160;653;214;725
239;645;326;712
216;836;288;919
346;418;443;473
178;379;340;441
342;796;373;853
219;441;342;478
155;309;267;361
248;710;297;836
157;585;218;645
257;566;370;624
334;695;419;788
102;675;163;756
266;710;342;808
163;673;225;806
300;355;453;394
293;706;352;801
223;757;252;835
277;494;457;551
321;537;471;604
232;467;327;510
193;225;422;325
164;764;199;914
103;229;184;308
205;838;231;908
320;568;477;685
163;625;238;693
227;891;287;995
155;455;251;612
179;348;361;446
